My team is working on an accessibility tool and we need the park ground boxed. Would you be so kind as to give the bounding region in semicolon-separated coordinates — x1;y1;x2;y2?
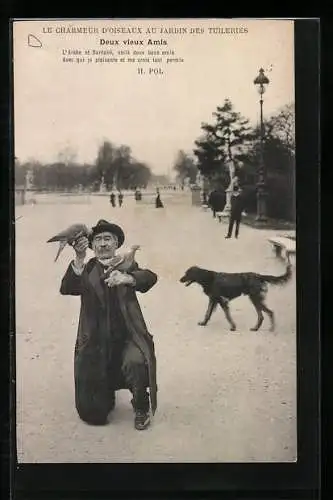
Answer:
15;190;297;463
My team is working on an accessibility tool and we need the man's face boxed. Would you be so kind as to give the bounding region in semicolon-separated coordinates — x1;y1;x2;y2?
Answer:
92;231;118;259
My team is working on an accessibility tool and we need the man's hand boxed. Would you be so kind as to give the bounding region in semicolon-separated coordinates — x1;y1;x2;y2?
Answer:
104;270;136;288
72;236;89;259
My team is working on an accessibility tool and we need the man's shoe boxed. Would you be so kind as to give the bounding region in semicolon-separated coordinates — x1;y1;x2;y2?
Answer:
225;235;231;239
134;410;151;431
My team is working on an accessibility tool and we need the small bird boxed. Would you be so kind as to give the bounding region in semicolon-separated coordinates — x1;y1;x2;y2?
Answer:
104;245;141;276
47;223;91;262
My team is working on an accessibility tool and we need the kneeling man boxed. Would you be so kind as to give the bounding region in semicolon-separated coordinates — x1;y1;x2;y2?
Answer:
60;219;158;430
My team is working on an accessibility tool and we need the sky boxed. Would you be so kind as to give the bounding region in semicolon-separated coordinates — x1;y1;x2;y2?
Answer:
13;19;294;175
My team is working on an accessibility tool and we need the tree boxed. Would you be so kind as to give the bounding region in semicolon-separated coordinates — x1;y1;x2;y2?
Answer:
130;162;151;188
209;98;253;160
57;145;78;165
193;133;225;184
16;160;96;192
15;158;27;186
193;99;253;187
113;145;132;190
119;161;151;189
15;141;152;194
173;150;198;185
94;140;154;191
95;140;117;187
241;104;296;221
268;103;295;155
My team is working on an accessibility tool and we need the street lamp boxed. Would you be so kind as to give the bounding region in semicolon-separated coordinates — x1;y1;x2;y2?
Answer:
253;68;270;221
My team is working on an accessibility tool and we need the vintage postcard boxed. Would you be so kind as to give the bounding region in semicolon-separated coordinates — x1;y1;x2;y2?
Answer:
13;18;297;464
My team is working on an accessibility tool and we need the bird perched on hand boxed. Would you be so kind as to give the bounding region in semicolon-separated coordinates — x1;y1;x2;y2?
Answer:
103;245;141;276
47;223;92;262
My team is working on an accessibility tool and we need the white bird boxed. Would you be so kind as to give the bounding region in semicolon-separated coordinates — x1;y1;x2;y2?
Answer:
103;245;141;276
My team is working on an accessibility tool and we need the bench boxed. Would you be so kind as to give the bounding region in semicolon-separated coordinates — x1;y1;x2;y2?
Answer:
268;236;296;261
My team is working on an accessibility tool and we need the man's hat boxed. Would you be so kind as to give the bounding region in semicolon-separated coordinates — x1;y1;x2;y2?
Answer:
89;219;125;248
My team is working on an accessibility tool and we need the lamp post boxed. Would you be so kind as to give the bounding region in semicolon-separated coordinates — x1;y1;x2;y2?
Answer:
253;68;270;221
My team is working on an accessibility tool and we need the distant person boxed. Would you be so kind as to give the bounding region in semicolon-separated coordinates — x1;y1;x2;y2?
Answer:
208;190;217;217
225;179;245;239
134;189;142;202
110;193;116;207
155;189;164;208
118;192;124;207
208;188;226;218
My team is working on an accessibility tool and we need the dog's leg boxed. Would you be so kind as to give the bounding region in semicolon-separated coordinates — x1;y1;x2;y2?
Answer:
253;285;275;332
198;298;217;326
218;298;237;331
248;296;264;331
261;303;275;332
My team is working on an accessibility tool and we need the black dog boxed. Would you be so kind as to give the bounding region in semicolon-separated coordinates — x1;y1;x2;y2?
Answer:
180;263;292;331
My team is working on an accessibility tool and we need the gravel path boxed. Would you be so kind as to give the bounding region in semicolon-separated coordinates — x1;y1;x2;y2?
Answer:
15;192;297;462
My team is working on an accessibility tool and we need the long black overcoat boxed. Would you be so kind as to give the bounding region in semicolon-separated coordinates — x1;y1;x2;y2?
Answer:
60;258;158;420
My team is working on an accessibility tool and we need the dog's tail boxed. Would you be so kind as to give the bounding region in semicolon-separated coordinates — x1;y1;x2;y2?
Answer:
259;263;292;286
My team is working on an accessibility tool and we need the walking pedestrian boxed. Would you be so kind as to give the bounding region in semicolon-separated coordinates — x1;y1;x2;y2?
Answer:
59;219;158;430
118;192;124;207
134;189;142;201
110;192;116;207
155;189;164;208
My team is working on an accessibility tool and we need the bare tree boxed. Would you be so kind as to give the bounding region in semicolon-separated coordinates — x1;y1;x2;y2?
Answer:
57;145;78;166
269;103;295;154
173;150;198;185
